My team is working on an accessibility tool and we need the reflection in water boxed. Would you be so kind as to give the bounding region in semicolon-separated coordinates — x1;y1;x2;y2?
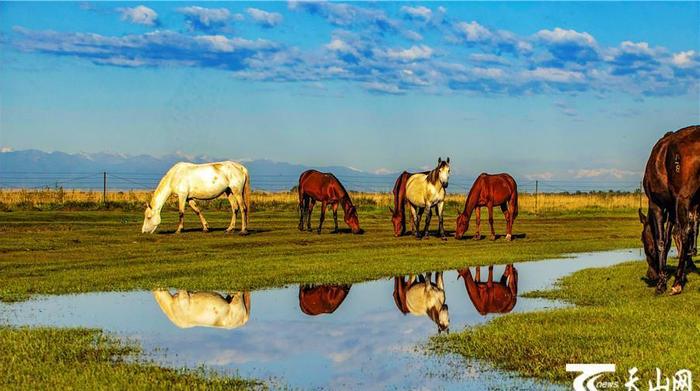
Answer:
393;272;450;333
298;284;352;316
153;290;251;329
458;264;518;315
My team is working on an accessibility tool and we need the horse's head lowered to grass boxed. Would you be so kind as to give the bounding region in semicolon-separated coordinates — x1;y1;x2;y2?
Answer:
142;203;161;234
343;203;363;234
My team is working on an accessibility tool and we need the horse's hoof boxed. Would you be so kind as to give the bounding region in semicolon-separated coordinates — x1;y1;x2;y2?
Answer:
225;229;233;234
441;236;448;241
505;234;512;241
489;235;496;241
655;282;667;295
669;284;683;295
202;228;209;233
472;235;481;241
239;230;249;236
175;230;182;235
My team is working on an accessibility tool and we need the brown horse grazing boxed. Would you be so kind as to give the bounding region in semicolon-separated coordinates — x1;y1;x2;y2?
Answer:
455;173;518;241
639;209;697;281
389;170;428;237
298;284;351;316
458;265;517;315
298;170;362;234
641;125;700;295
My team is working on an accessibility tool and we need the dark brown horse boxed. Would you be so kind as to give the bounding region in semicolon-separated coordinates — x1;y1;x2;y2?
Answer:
455;173;518;241
640;125;700;294
299;284;351;316
298;170;362;234
457;264;517;315
389;170;428;237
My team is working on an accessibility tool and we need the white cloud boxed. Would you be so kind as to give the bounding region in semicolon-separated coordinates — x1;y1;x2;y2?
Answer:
363;81;404;94
526;172;554;180
573;168;638;179
177;6;231;30
0;146;13;153
400;6;432;21
402;30;423;42
246;8;283;27
385;45;433;62
536;27;596;46
522;67;585;83
671;50;697;68
455;21;492;42
117;5;158;26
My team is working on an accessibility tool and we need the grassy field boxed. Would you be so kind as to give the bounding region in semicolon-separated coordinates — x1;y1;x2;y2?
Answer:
0;194;652;389
0;205;641;302
0;326;258;390
431;260;700;386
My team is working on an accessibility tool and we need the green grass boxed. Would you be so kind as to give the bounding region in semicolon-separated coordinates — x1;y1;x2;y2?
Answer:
0;207;640;302
0;326;258;390
431;260;700;385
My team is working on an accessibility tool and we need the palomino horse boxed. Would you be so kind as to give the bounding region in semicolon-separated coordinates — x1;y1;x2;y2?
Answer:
298;170;362;234
389;170;428;237
458;265;518;315
142;161;251;235
405;158;451;240
455;173;518;241
640;125;700;294
392;272;449;333
298;284;352;316
153;290;251;329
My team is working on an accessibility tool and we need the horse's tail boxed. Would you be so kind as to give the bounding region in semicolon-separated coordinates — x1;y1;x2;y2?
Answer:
243;171;251;226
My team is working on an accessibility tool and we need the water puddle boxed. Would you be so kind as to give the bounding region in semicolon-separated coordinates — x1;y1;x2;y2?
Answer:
0;249;642;390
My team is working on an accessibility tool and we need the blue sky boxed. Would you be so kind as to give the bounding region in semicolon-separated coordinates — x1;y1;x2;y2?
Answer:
1;1;698;181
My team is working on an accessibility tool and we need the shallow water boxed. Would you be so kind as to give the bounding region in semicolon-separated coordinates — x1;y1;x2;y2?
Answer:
0;249;642;390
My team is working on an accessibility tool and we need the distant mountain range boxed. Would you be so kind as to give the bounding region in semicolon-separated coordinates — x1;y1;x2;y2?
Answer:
0;149;397;192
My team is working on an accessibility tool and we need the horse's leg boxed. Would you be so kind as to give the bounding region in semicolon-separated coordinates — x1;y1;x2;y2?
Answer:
412;205;422;240
408;202;416;234
437;201;447;240
475;266;481;282
487;203;496;240
671;199;693;295
331;203;339;233
298;195;306;231
318;201;327;234
175;196;186;234
422;206;433;239
473;207;481;240
487;265;494;288
188;200;209;232
234;192;249;235
649;204;668;293
225;193;238;233
501;204;512;241
306;199;315;232
436;272;444;290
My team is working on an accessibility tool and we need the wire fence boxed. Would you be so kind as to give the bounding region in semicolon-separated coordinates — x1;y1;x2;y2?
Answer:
0;170;644;195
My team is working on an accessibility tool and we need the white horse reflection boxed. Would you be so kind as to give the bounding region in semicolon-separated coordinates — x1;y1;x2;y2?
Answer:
153;290;251;329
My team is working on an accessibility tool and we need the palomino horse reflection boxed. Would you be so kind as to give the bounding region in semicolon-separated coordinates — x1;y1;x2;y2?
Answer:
153;290;251;329
458;265;518;315
455;173;518;241
393;272;449;333
142;161;251;235
404;158;451;240
298;170;362;234
640;125;700;294
298;284;352;316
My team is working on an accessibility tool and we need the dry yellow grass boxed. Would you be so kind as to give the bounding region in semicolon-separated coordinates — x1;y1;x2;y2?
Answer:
0;188;646;214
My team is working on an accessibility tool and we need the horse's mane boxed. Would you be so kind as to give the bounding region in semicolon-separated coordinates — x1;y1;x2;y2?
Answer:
328;172;354;207
427;161;449;185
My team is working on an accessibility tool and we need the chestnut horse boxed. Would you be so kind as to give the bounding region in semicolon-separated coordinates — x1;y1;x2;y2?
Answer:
458;265;517;315
298;284;351;316
298;170;362;234
455;173;518;241
640;125;700;294
389;170;428;237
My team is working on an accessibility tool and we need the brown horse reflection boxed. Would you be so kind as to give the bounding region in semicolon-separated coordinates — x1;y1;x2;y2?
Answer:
153;290;251;329
458;265;518;315
298;284;351;316
393;272;449;333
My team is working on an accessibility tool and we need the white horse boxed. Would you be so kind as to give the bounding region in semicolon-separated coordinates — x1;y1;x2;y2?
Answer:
153;290;251;329
142;161;251;235
393;272;450;333
405;157;450;240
